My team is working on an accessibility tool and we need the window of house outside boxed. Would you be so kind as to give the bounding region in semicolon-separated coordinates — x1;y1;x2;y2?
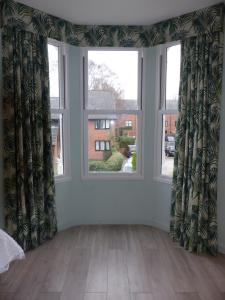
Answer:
155;42;181;182
125;120;132;127
82;48;144;178
48;40;70;181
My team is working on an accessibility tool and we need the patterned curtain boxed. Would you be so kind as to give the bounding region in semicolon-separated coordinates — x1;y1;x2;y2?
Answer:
2;27;57;251
1;0;224;48
170;32;224;255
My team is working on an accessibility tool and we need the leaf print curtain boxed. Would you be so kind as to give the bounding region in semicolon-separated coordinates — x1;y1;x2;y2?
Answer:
1;0;224;48
2;27;57;251
170;32;224;255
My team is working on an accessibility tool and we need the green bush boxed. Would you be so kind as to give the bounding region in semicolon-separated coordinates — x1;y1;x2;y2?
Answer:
89;152;124;172
103;150;112;161
117;136;135;148
106;152;124;171
132;151;137;171
89;161;108;171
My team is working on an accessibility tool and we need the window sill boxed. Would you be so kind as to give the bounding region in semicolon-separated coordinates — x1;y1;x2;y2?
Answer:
55;176;72;183
153;176;172;184
82;173;144;181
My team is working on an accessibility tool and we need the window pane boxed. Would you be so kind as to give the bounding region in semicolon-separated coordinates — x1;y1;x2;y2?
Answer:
51;114;64;176
95;120;100;129
161;114;177;177
95;141;100;150
100;141;105;150
105;120;110;129
105;141;110;151
166;44;181;109
100;120;105;129
87;51;139;110
88;114;138;173
48;44;60;109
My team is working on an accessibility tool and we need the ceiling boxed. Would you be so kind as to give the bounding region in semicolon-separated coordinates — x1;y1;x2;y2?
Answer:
17;0;222;25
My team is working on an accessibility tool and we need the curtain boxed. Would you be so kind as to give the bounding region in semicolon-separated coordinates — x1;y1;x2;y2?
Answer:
2;27;57;251
1;0;224;48
170;32;224;255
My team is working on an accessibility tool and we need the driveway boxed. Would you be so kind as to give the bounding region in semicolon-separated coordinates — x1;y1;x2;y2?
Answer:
122;157;133;172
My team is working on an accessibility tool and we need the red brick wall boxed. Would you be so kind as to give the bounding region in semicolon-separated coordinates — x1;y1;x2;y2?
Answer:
88;115;137;161
165;115;177;135
88;120;112;160
116;115;137;137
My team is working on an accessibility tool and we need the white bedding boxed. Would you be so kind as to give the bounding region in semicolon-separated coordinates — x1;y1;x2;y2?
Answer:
0;229;25;273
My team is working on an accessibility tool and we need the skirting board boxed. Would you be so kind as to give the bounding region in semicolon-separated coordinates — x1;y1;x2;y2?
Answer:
219;244;225;254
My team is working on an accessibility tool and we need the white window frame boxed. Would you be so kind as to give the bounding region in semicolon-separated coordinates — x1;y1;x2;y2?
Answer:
154;41;180;184
81;47;145;180
48;39;71;182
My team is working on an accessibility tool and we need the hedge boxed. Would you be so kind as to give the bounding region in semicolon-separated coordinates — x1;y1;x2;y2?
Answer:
89;152;124;171
132;151;137;171
117;136;135;149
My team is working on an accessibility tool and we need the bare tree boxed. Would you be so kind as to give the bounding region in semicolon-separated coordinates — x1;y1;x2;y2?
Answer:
88;60;124;99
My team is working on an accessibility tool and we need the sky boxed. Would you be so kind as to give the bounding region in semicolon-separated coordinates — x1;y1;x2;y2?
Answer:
166;44;181;101
48;44;181;103
88;50;138;100
48;44;59;98
89;45;181;102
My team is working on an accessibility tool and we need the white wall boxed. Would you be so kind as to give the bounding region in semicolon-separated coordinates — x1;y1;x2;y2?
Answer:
54;46;157;230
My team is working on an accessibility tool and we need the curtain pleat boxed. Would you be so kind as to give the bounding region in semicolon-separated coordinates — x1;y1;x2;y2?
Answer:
2;27;57;251
170;32;224;255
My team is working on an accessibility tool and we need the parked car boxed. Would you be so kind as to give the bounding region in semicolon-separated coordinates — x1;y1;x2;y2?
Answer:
165;135;175;157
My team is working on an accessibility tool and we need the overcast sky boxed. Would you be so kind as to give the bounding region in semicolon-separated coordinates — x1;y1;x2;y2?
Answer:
166;44;181;101
48;44;181;103
88;50;138;100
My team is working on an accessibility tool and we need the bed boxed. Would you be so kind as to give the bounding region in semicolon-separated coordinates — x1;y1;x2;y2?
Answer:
0;229;25;273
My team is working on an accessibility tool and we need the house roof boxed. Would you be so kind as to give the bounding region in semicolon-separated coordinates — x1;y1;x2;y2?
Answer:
88;115;117;120
88;90;116;110
88;90;137;118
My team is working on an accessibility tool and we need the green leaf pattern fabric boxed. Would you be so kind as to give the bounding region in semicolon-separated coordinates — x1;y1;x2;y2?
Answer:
1;0;224;47
2;27;57;251
170;32;224;255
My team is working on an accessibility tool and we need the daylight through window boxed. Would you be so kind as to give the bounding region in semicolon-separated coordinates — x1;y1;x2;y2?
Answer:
48;41;69;178
83;49;143;177
156;43;181;179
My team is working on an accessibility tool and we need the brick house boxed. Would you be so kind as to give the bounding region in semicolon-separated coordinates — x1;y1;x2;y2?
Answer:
88;115;116;160
164;100;177;136
115;114;137;138
88;91;137;160
165;114;177;135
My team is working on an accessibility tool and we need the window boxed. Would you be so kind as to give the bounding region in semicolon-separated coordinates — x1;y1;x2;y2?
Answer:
82;49;144;178
95;119;111;129
95;141;111;151
125;120;132;127
155;42;181;181
48;40;70;179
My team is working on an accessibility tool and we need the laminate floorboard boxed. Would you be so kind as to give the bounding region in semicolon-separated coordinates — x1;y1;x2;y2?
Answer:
0;225;225;300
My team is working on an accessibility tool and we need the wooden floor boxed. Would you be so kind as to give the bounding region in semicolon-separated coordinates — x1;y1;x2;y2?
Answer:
1;225;225;300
